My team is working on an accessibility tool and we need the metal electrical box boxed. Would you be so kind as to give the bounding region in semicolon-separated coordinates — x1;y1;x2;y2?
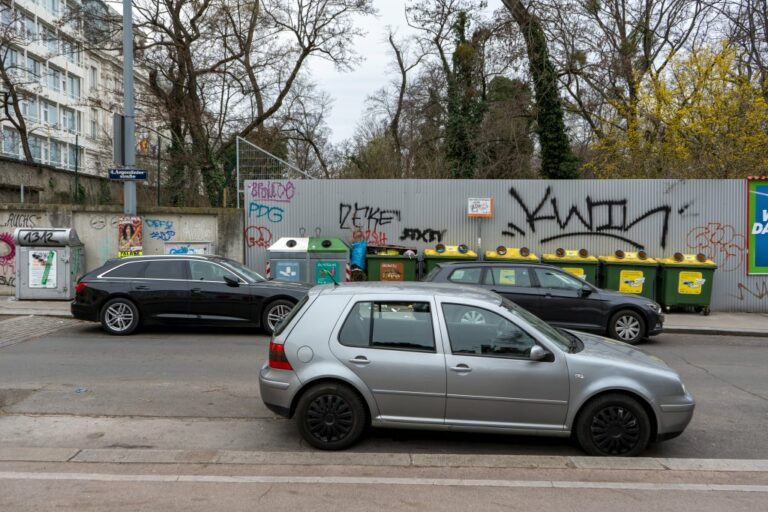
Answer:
13;228;85;300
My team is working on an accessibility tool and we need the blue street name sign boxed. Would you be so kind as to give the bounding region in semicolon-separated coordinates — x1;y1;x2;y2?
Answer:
108;168;148;180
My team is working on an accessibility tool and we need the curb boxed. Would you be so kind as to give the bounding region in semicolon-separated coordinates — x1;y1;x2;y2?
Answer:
663;326;768;338
1;447;768;472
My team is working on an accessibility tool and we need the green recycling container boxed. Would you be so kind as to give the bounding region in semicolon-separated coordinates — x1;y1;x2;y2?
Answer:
423;244;478;274
541;249;599;285
308;237;349;284
367;251;419;281
657;253;717;313
599;251;659;300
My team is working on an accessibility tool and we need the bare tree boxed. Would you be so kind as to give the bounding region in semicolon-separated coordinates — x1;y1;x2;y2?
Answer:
723;0;768;99
0;3;43;162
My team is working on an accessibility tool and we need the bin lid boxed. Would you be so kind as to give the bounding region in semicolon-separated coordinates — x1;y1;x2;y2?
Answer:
13;227;82;246
423;245;477;258
542;248;598;263
599;251;658;265
484;247;539;261
268;237;309;252
658;253;717;268
308;237;349;253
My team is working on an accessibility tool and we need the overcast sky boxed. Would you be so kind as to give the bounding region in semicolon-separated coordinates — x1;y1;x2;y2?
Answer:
308;0;504;144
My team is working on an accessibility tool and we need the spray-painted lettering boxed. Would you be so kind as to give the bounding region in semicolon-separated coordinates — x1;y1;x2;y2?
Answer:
249;202;284;222
502;186;680;250
244;225;273;248
339;203;401;231
0;212;41;228
400;228;447;243
248;181;296;203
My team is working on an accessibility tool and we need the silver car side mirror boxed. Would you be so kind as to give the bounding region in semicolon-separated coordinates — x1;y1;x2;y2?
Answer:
529;345;549;361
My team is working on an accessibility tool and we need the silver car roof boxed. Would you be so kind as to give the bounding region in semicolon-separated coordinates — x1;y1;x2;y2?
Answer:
310;282;502;303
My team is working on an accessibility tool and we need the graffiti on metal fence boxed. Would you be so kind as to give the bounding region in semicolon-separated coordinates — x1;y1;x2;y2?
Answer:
686;222;746;272
248;202;284;223
502;186;686;250
352;228;388;245
339;203;402;231
731;281;768;301
244;225;273;248
400;228;447;244
248;181;296;203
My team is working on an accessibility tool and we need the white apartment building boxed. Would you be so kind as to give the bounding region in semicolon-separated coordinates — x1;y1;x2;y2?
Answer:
0;0;153;176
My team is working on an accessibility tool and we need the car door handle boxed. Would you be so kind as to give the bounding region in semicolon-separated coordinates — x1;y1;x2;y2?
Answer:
135;285;149;290
191;288;202;293
450;364;472;373
348;356;370;365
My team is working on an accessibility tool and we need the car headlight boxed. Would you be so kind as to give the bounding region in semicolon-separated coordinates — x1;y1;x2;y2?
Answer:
646;303;662;314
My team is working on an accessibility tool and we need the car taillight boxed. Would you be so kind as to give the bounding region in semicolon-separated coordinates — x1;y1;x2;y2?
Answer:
269;341;293;371
75;282;88;295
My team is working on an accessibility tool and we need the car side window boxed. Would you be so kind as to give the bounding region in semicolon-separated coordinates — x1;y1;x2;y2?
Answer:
144;261;187;280
448;268;482;284
103;262;146;278
442;304;536;359
484;267;533;287
190;261;237;282
338;301;435;352
534;268;583;290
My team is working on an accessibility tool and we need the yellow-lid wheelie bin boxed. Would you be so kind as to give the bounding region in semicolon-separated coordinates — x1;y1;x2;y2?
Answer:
599;250;659;300
423;244;478;275
541;248;599;285
657;253;717;315
484;245;540;262
366;247;419;281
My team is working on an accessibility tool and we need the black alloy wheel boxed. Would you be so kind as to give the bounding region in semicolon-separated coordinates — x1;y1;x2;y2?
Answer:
576;393;651;457
296;383;366;450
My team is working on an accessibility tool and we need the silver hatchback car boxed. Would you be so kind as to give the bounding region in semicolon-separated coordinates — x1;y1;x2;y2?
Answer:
259;283;694;456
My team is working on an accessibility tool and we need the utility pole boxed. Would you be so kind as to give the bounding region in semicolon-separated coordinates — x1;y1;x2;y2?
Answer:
122;0;136;215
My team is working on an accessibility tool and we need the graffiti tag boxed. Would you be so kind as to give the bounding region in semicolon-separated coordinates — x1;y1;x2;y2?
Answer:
248;181;296;203
731;282;768;301
339;203;401;231
0;213;41;228
244;226;273;248
400;228;447;244
686;222;745;272
248;202;284;222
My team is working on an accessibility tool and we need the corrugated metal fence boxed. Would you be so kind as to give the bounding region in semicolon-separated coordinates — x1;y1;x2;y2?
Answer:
244;179;765;312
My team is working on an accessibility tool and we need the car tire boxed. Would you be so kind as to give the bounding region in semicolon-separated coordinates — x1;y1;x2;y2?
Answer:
575;393;651;457
608;309;645;345
296;382;367;450
262;299;296;335
100;298;140;335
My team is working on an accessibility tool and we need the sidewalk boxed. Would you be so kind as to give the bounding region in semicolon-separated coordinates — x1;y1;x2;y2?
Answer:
1;296;767;337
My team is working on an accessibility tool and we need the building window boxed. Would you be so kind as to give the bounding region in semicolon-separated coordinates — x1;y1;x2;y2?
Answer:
67;74;80;99
47;0;60;17
42;25;58;55
89;66;97;89
50;139;61;166
2;127;20;158
26;56;41;81
29;134;43;162
21;98;38;122
23;13;36;39
62;107;75;132
68;143;79;170
47;67;61;92
90;107;98;138
43;101;58;127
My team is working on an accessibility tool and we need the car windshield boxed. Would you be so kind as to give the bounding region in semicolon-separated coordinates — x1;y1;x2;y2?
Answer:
500;298;571;352
214;258;265;283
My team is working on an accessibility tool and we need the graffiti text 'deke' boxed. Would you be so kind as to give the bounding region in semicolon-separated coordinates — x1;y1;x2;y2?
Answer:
339;203;401;231
502;186;684;250
249;181;295;203
249;202;284;222
245;226;273;248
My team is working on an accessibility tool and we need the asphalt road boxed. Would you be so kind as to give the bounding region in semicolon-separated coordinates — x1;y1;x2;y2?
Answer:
0;320;766;459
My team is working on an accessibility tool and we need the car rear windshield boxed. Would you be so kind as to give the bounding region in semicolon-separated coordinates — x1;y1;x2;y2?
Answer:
273;295;309;336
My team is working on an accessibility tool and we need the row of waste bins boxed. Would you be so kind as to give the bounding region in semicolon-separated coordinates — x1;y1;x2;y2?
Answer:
266;237;717;312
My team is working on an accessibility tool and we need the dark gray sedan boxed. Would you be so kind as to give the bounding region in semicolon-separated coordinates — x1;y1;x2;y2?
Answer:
424;262;664;344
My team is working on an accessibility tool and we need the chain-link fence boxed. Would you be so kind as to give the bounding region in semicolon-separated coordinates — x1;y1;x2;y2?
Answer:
236;137;314;208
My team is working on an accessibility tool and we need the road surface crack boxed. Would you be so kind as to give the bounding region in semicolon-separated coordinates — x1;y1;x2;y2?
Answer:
676;354;768;403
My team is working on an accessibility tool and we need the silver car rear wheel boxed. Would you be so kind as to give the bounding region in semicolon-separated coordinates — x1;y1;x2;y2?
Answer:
296;383;366;450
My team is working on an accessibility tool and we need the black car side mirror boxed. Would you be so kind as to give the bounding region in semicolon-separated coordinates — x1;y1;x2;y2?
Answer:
580;284;593;297
223;275;240;287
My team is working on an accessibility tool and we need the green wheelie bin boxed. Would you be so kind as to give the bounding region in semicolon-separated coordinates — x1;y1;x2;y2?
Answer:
657;253;717;314
367;247;418;281
541;248;599;285
423;244;478;275
308;237;349;284
599;250;659;300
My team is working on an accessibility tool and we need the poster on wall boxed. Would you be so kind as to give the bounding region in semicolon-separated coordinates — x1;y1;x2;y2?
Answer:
29;250;57;288
118;216;143;257
748;177;768;275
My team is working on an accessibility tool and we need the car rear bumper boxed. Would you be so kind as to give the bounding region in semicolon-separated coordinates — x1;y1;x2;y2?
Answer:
259;364;301;418
71;303;98;322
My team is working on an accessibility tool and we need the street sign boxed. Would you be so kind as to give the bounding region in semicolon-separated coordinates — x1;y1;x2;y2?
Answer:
108;168;148;180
